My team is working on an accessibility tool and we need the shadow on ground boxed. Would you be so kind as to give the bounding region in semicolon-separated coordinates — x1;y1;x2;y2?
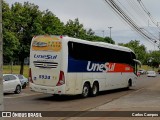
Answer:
35;88;134;102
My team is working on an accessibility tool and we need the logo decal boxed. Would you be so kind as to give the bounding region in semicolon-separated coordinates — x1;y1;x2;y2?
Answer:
68;58;133;73
34;54;57;59
87;61;115;72
32;36;62;51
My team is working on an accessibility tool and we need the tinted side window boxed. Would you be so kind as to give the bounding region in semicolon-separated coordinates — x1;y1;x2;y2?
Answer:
8;75;17;80
18;75;23;79
3;75;9;81
68;41;134;65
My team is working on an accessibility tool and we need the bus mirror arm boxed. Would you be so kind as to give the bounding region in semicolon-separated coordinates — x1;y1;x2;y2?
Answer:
133;59;141;67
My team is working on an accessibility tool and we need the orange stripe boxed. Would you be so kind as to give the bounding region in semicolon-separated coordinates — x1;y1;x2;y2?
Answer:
107;63;133;73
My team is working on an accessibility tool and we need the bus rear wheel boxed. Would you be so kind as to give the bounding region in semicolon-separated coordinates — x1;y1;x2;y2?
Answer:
90;82;99;97
81;83;90;98
127;79;132;89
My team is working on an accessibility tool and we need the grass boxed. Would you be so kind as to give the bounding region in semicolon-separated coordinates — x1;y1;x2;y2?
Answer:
3;65;29;78
139;65;158;71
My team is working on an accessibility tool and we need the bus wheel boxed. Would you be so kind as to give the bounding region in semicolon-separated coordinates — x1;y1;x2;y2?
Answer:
127;79;132;89
81;83;90;98
91;82;99;97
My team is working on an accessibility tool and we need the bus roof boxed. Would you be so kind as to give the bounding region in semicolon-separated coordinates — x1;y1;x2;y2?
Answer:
63;36;134;53
31;35;134;53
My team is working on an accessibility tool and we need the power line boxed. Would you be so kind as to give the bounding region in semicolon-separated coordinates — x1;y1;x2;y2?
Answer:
103;0;160;47
126;0;150;26
137;0;160;30
123;0;160;38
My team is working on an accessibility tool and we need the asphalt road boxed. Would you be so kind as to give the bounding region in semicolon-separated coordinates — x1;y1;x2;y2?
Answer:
3;74;160;120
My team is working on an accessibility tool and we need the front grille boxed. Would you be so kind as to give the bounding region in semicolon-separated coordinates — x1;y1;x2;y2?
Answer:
33;61;58;68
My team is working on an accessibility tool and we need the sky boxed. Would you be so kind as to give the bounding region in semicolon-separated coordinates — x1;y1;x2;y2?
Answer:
5;0;160;51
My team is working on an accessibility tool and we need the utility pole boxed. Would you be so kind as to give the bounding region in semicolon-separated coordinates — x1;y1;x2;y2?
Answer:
157;22;160;27
108;27;112;38
158;32;160;50
148;20;150;27
154;40;157;51
159;32;160;41
102;30;104;38
0;0;3;112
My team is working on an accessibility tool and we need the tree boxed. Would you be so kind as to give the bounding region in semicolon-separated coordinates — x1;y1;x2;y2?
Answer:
64;18;115;44
147;51;160;68
3;1;115;75
119;40;147;64
65;18;86;38
11;2;44;74
86;28;95;36
42;10;64;35
99;37;115;44
10;2;66;74
2;1;19;63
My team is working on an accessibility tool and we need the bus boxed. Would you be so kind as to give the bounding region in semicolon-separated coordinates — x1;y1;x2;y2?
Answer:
29;35;140;97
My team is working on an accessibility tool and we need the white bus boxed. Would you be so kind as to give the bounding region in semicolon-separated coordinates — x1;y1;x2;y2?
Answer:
29;35;140;97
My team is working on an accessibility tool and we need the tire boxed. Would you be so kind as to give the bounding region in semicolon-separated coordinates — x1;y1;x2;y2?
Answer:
90;83;99;97
14;85;21;94
22;82;27;89
81;83;90;98
53;94;60;97
127;80;132;89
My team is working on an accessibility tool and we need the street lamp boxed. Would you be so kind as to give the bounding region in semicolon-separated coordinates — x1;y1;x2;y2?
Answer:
108;27;113;38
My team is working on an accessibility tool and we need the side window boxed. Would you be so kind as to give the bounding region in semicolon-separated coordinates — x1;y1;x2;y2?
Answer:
68;41;108;62
18;75;23;79
3;75;9;81
68;41;134;65
8;75;17;81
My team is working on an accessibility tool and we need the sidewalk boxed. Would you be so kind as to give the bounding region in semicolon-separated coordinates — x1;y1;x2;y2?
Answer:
68;77;160;120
